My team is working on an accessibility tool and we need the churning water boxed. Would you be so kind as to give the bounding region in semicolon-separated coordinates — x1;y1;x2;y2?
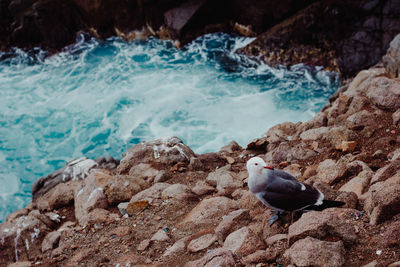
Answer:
0;33;339;222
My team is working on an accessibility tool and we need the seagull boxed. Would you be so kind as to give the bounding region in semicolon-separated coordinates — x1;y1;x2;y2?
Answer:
246;156;345;225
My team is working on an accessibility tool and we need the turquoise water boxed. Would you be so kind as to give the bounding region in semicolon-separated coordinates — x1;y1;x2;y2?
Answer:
0;33;339;222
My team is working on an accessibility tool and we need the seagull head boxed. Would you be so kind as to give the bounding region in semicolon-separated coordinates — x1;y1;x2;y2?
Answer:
246;156;268;176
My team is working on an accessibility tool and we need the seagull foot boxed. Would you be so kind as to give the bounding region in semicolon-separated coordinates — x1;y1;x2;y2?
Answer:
269;211;284;226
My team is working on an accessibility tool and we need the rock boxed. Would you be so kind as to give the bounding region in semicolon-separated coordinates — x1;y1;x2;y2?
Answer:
389;261;400;267
7;262;32;267
383;33;400;78
381;221;400;247
339;170;373;198
117;137;195;174
74;171;110;226
393;110;400;125
362;260;378;267
104;175;147;204
336;141;357;152
206;165;243;195
264;122;297;144
117;202;129;216
215;209;251;243
137;239;151;252
94;156;119;170
346;110;376;129
284;237;345;267
36;180;82;211
187;233;217;252
345;68;386;98
129;183;171;203
127;163;161;183
265;234;288;246
154;170;171;183
41;231;61;252
161;184;192;199
163;237;190;257
326;93;351;123
192;180;215;196
126;201;149;215
223;226;265;256
151;229;170;242
242;248;279;265
366;77;400;111
184;248;235;267
300;127;329;141
370;160;400;184
114;254;148;266
85;208;119;225
265;142;316;163
179;196;238;227
32;157;98;200
220;141;242;154
246;137;269;151
364;172;400;224
164;0;206;32
316;159;347;185
323;126;356;148
335;191;358;209
288;208;358;245
283;164;302;179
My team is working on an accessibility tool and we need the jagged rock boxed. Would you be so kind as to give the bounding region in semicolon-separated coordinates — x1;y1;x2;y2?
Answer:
179;196;238;227
316;159;347;185
184;248;235;267
346;110;376;129
220;141;242;154
192;180;215;196
300;127;329;141
215;209;251;243
117;137;195;174
339;170;373;198
284;237;345;267
164;0;206;33
104;175;147;204
41;231;61;252
264;122;298;144
223;226;265;256
32;157;98;200
35;180;82;211
288;208;358;245
187;233;217;252
206;165;243;195
161;184;192;199
370;160;400;184
129;183;170;203
151;229;170;242
366;77;400;111
364;172;400;224
74;171;110;226
238;191;264;212
154;170;171;183
383;33;400;78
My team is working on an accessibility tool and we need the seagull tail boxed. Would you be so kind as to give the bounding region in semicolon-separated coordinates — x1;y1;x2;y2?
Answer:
306;200;345;211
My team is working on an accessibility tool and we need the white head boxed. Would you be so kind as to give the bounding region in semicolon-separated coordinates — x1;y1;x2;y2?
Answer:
246;157;267;176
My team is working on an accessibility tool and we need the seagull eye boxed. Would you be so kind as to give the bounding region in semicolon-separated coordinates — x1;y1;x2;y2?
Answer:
255;163;258;166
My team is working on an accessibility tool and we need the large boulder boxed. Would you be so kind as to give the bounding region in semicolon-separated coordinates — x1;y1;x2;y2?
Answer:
366;77;400;111
284;237;345;267
103;175;147;204
117;137;195;174
383;33;400;78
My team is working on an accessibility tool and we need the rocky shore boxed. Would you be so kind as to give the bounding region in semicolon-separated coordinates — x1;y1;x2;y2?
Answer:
1;0;400;77
1;33;400;266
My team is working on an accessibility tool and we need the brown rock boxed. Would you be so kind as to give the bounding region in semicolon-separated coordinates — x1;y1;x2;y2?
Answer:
393;110;400;125
7;262;32;267
35;180;81;211
336;141;357;152
288;208;358;245
128;163;160;183
187;233;217;252
117;137;195;174
323;126;356;148
86;208;119;225
383;33;400;78
130;183;171;203
242;248;279;265
151;229;170;242
223;226;265;256
179;196;238;227
163;236;190;257
206;165;243;196
104;175;147;204
339;170;373;198
184;248;235;267
381;221;400;247
283;164;302;179
161;184;192;199
220;141;242;154
41;231;61;252
215;209;251;243
114;254;148;266
335;191;358;209
265;142;316;163
367;77;400;111
316;159;347;185
265;234;288;246
389;261;400;267
371;160;400;184
346;110;375;129
192;180;215;196
137;239;151;252
284;237;345;267
344;68;386;98
126;201;149;215
300;127;329;141
364;173;400;224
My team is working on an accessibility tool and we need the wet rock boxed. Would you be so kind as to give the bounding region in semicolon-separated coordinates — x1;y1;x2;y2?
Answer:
316;159;347;185
215;209;251;243
284;237;345;267
184;248;235;267
35;180;82;211
223;226;265;256
117;137;195;174
206;165;243;195
339;170;373;198
383;33;400;78
179;196;238;227
288;208;358;245
364;172;400;224
151;229;170;242
129;183;170;203
187;233;217;252
192;180;215;196
367;77;400;111
32;157;98;200
370;160;400;184
74;171;110;226
41;231;61;252
161;184;192;199
104;175;147;204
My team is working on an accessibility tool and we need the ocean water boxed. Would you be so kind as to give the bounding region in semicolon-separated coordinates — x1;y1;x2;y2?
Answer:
0;33;339;222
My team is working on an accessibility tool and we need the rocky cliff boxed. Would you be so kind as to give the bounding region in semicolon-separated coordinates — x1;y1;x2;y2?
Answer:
1;0;399;77
1;34;400;267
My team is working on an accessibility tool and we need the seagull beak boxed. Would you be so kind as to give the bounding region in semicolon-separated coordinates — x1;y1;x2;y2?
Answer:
264;166;274;170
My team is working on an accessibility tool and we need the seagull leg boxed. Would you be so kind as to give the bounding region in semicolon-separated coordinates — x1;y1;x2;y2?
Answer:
269;210;284;226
